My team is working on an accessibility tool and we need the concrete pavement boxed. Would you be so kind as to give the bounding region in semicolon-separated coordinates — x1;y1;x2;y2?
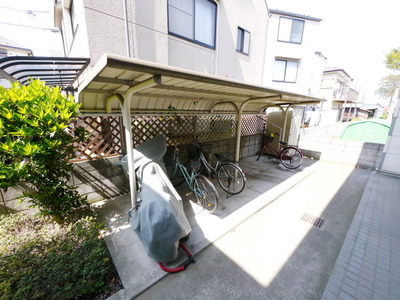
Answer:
133;159;371;300
95;155;399;299
95;155;320;299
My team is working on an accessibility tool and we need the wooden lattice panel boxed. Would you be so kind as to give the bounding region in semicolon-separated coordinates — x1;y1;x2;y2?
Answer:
241;114;266;136
69;114;265;161
70;116;123;161
196;115;236;142
131;116;195;147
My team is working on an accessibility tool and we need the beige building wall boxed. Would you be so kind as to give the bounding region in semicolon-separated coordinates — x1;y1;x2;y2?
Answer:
55;0;269;85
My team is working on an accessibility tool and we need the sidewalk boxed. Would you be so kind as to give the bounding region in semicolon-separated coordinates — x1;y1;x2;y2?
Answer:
322;171;400;299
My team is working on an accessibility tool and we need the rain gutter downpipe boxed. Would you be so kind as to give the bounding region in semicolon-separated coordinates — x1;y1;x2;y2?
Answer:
106;75;162;209
123;0;132;57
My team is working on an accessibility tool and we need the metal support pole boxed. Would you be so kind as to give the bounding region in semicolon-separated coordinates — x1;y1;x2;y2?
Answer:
106;76;162;209
234;96;282;163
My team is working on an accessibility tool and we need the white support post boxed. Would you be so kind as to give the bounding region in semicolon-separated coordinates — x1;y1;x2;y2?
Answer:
235;96;282;163
106;76;162;209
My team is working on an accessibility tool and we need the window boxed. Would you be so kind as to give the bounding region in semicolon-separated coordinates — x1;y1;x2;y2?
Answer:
273;59;299;83
236;27;250;55
168;0;217;49
277;17;304;44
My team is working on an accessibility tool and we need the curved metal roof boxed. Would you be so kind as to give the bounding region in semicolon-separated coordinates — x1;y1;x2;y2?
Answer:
0;56;90;88
77;53;324;115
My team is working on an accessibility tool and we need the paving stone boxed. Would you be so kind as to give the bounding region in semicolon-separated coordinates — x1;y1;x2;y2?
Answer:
322;172;400;300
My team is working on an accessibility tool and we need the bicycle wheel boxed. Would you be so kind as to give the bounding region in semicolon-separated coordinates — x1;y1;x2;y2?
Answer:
216;163;246;195
280;147;303;169
193;175;219;213
166;164;185;186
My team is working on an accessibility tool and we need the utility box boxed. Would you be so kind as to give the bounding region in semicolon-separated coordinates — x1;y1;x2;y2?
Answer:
266;106;305;150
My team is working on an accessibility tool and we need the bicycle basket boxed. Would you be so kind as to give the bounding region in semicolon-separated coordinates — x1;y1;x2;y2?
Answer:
186;144;201;159
263;132;275;143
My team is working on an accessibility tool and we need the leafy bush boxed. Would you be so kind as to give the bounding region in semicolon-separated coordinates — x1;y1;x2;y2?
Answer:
0;80;88;222
0;213;121;299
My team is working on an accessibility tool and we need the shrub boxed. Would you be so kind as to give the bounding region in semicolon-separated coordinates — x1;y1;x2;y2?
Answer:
0;213;121;299
0;80;88;222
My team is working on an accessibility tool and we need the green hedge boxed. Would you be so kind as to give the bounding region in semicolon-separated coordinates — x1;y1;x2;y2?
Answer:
0;213;121;299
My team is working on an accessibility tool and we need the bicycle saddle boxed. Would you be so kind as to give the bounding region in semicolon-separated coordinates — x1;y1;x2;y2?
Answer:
279;141;288;146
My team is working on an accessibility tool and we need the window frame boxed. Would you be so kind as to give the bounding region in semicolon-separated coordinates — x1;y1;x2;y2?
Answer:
167;0;217;49
236;27;251;55
273;59;299;83
277;16;305;44
0;48;7;58
70;0;78;36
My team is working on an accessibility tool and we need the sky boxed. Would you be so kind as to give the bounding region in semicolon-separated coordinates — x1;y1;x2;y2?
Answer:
1;0;400;104
0;0;62;56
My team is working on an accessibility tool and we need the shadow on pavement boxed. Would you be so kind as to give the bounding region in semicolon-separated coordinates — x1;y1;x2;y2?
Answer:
134;161;371;300
96;156;322;299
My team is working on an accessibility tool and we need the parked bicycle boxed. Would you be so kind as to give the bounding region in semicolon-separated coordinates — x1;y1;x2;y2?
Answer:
186;142;246;195
164;146;219;212
257;130;303;169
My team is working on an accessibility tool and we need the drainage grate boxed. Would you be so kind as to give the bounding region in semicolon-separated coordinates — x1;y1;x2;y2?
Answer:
301;213;326;229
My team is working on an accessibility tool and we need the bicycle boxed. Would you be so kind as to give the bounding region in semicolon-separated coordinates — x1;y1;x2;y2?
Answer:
256;130;303;169
164;146;219;213
186;143;246;195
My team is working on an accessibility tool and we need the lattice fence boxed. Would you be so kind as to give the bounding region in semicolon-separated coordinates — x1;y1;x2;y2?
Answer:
69;114;265;161
69;116;124;162
241;114;266;136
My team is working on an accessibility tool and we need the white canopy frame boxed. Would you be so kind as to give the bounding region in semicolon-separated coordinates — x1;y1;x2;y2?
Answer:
76;53;324;208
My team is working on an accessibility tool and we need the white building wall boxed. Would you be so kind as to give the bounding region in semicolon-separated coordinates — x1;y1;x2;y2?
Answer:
379;103;400;174
263;11;324;95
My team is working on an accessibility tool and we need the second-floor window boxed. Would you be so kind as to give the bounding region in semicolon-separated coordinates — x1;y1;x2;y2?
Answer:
168;0;217;49
273;59;299;83
236;27;250;55
277;17;304;44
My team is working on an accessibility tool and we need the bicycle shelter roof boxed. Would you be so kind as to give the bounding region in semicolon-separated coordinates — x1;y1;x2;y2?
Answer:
76;53;324;115
75;53;325;209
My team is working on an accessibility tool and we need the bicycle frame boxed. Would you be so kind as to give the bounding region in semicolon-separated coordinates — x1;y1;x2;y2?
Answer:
257;134;304;161
260;137;283;159
172;152;203;196
197;152;221;176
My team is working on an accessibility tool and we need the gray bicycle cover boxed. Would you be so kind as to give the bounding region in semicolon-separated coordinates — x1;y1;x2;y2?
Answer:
118;135;191;263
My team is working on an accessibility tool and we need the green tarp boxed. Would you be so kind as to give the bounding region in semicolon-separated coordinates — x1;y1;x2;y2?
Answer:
340;119;390;144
